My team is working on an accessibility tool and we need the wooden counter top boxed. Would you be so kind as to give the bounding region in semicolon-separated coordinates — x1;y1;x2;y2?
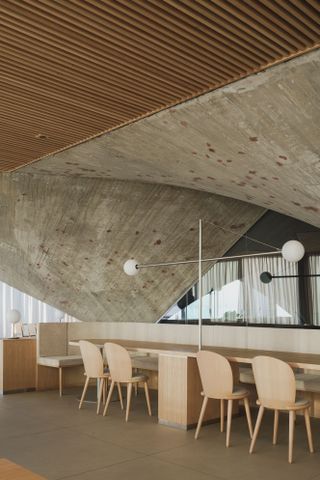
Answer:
69;339;320;370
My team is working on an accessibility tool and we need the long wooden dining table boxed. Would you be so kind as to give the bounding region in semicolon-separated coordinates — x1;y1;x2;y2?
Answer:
69;339;320;429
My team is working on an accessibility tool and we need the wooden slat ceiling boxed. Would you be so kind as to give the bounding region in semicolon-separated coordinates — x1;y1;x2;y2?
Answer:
0;0;319;172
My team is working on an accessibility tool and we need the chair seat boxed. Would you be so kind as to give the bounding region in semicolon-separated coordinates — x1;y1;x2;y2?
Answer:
293;398;311;410
227;386;250;400
84;372;110;379
201;386;249;400
131;374;149;383
256;397;311;411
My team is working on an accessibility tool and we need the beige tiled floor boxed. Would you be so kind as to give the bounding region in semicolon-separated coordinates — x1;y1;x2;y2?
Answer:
0;388;319;479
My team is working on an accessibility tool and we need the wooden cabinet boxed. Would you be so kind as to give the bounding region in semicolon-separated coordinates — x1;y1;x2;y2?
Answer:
0;338;36;394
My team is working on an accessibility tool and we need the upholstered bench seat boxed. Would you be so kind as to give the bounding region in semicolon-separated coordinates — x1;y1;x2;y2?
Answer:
240;367;320;393
131;355;158;372
37;355;83;396
295;373;320;393
38;355;83;368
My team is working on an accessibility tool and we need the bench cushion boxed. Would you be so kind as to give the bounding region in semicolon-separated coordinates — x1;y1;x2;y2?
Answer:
295;372;320;393
38;355;83;368
131;355;158;372
239;367;320;393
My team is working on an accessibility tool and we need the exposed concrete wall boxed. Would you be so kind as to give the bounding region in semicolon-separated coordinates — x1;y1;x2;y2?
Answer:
24;49;320;227
0;173;263;322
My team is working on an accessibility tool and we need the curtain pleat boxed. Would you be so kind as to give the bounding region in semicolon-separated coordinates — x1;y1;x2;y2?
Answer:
243;255;299;325
309;255;320;326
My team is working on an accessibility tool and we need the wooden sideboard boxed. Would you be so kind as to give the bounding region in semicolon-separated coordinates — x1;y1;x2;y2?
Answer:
0;338;36;394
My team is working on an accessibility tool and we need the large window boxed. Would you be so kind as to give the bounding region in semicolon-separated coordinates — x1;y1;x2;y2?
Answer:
243;255;299;325
161;253;319;327
0;280;77;338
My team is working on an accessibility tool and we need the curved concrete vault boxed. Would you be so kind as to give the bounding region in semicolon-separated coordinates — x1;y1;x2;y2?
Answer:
0;173;263;322
25;49;320;227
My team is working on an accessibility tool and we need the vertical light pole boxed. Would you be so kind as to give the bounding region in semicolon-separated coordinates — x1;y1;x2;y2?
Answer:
198;219;202;350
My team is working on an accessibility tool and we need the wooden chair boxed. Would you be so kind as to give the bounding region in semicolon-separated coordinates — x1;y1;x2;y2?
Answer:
195;350;253;447
101;343;124;409
79;340;111;414
249;356;314;463
103;342;152;421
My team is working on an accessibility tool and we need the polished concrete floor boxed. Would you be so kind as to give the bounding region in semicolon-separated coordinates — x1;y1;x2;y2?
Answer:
0;388;319;479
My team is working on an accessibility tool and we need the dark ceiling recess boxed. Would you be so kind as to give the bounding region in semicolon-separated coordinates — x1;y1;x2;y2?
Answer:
0;0;319;171
226;210;320;256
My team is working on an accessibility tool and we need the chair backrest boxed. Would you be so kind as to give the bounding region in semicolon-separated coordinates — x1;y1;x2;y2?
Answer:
252;356;296;409
104;342;132;382
197;350;233;399
79;340;104;378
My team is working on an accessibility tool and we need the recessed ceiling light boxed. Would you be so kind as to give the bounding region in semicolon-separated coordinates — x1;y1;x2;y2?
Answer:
35;133;48;139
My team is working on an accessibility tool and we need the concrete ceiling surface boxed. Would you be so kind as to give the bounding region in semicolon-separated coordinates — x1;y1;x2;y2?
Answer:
25;49;320;227
0;173;263;322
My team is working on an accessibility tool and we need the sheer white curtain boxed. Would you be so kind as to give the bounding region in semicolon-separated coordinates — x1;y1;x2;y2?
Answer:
309;255;320;326
243;255;299;325
0;280;77;338
203;260;242;322
203;260;239;294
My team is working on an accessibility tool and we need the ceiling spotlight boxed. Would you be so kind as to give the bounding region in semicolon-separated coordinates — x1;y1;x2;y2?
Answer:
35;133;48;140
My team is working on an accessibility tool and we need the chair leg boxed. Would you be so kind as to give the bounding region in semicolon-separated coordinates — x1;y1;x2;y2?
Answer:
59;367;63;397
289;410;295;463
102;378;106;405
273;410;279;445
117;383;124;410
133;369;138;396
195;396;208;440
103;380;115;416
97;378;104;415
220;399;224;433
249;405;264;454
226;399;233;448
126;383;133;422
304;408;314;454
243;397;253;438
144;382;152;416
79;376;90;410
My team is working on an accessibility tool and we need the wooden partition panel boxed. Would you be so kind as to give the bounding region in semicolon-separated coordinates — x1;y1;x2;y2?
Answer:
158;354;222;429
67;322;320;355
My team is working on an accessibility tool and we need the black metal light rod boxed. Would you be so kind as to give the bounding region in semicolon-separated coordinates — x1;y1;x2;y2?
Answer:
260;271;320;284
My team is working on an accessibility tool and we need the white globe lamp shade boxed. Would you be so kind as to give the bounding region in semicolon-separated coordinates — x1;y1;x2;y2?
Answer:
281;240;305;263
123;259;139;276
7;309;21;324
